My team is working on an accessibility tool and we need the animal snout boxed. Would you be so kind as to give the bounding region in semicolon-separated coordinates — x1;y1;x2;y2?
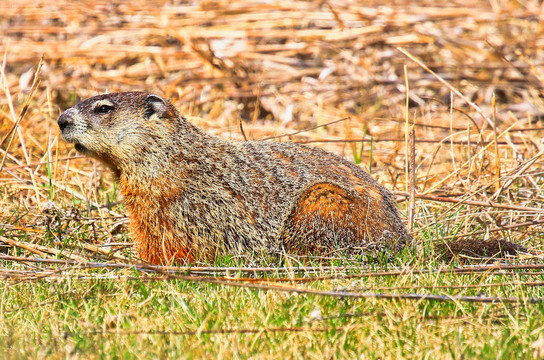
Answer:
57;110;74;132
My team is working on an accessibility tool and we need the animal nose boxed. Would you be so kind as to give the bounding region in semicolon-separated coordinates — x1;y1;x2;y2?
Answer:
57;111;73;132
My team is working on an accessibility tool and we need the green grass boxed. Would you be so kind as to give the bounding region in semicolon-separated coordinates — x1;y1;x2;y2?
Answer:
2;198;543;359
2;245;544;359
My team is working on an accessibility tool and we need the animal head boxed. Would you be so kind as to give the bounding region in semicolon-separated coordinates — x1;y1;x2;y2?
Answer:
57;92;179;174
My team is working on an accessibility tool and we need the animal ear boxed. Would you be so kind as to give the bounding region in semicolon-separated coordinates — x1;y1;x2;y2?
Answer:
144;94;169;118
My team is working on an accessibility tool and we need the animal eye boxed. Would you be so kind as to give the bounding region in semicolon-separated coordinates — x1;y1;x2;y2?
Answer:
95;104;114;114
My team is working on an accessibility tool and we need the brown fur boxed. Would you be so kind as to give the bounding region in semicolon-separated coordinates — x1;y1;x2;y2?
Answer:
57;92;525;264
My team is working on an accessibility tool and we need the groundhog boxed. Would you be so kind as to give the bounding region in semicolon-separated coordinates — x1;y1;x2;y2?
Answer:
57;92;524;264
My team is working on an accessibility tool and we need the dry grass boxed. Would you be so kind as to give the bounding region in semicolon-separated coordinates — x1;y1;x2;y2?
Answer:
1;0;544;358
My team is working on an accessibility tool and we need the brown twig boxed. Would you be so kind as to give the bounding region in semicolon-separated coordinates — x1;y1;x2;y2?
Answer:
394;192;543;213
408;128;416;231
261;117;350;141
3;255;544;281
0;55;43;172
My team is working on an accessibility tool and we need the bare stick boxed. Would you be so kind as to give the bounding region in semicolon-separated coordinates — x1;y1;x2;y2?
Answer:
408;128;416;231
491;93;501;193
394;191;543;213
261;117;350;141
239;117;248;141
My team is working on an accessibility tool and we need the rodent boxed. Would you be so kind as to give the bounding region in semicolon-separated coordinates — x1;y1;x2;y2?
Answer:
57;92;525;264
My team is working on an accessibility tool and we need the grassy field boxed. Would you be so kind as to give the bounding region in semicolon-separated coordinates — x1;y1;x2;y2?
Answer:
1;0;544;358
